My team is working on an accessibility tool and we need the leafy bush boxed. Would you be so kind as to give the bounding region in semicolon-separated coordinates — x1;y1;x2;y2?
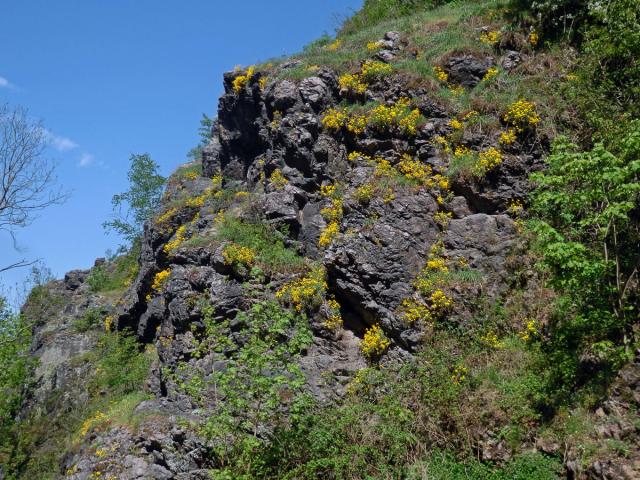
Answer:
190;301;312;471
0;297;35;470
73;307;107;332
529;120;640;400
89;330;151;396
407;450;562;479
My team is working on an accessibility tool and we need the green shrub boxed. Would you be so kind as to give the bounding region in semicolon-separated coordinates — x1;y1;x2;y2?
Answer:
73;307;107;332
216;218;304;273
89;329;151;396
529;120;640;401
0;298;35;471
86;243;140;293
174;301;313;472
408;450;562;479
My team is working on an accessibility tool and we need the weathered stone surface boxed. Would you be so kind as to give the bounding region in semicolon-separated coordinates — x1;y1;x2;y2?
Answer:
444;54;495;88
21;40;557;476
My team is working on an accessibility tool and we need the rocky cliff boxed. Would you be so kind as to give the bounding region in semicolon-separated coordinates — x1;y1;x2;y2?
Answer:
7;2;640;479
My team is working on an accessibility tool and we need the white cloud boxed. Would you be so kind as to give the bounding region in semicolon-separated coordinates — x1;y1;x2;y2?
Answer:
42;129;79;152
0;76;13;89
78;153;94;167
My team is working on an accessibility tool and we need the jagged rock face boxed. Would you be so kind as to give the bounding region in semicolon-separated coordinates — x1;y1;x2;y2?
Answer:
38;42;548;478
23;266;105;415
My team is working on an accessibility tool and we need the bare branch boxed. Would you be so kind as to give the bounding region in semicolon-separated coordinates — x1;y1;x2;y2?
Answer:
0;104;69;269
0;259;38;273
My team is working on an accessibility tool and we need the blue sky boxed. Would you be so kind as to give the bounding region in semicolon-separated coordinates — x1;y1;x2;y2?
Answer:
0;0;362;289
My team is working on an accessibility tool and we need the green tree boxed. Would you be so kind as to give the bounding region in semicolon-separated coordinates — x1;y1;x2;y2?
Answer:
103;153;165;245
187;113;214;160
529;120;640;399
0;295;35;469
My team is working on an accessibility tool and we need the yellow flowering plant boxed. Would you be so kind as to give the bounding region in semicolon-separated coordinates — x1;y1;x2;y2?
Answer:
232;66;255;93
276;266;327;312
360;324;391;358
269;168;289;190
222;243;256;270
503;99;540;132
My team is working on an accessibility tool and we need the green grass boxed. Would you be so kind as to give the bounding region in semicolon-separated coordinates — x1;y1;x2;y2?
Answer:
407;450;562;479
216;217;305;274
86;244;140;293
174;162;203;179
73;307;107;332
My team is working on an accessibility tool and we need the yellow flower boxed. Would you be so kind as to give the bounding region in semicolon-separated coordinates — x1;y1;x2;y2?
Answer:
338;73;367;95
451;365;468;384
232;66;255;93
348;151;372;163
429;289;453;313
321;108;348;131
319;221;340;248
426;257;449;274
346;113;368;135
434;65;448;82
320;184;337;197
368;98;421;135
507;199;524;216
163;225;187;254
449;84;465;96
454;145;471;157
449;118;464;130
499;129;517;145
483;67;498;82
324;297;343;330
480;331;505;349
104;315;114;333
473;147;502;177
79;411;108;437
360;324;390;358
529;31;539;47
354;183;375;204
269;168;289;190
367;40;384;51
433;135;451;154
480;30;500;46
434;211;453;228
320;197;343;223
222;243;255;269
276;267;327;312
325;39;342;51
401;298;433;324
360;60;393;81
211;174;223;190
503;99;540;131
397;154;432;184
150;269;171;293
518;319;539;341
156;207;178;226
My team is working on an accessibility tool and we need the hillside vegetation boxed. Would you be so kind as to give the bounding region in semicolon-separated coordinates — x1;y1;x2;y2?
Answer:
0;0;638;479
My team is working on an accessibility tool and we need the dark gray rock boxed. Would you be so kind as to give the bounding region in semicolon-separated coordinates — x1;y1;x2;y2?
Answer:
501;50;523;70
444;54;495;88
64;269;89;291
